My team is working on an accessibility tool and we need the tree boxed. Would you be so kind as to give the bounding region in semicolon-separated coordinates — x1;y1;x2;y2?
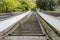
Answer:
36;0;55;11
18;0;36;11
0;0;36;13
0;0;21;13
58;0;60;6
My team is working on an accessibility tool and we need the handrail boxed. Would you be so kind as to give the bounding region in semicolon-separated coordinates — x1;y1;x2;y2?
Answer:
37;11;60;36
37;11;60;32
0;11;31;38
37;10;60;40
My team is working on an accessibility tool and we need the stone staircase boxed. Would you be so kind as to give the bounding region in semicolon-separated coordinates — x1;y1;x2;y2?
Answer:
10;13;43;36
3;13;48;40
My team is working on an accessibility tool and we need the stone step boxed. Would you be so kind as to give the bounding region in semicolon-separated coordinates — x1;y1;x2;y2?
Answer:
10;13;43;36
21;25;39;27
19;33;43;36
20;31;42;34
21;27;40;29
4;36;47;40
20;28;41;31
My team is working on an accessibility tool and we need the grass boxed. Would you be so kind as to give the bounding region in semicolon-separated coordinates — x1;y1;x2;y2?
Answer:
45;13;60;17
42;11;60;17
36;14;53;40
37;14;49;30
0;13;3;15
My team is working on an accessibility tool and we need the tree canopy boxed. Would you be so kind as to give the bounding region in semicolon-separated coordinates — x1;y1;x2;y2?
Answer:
0;0;36;13
58;0;60;6
36;0;55;11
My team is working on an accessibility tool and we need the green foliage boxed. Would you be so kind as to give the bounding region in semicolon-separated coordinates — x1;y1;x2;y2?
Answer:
37;14;48;30
0;0;21;13
58;0;60;6
0;0;36;13
36;0;55;11
18;0;36;10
